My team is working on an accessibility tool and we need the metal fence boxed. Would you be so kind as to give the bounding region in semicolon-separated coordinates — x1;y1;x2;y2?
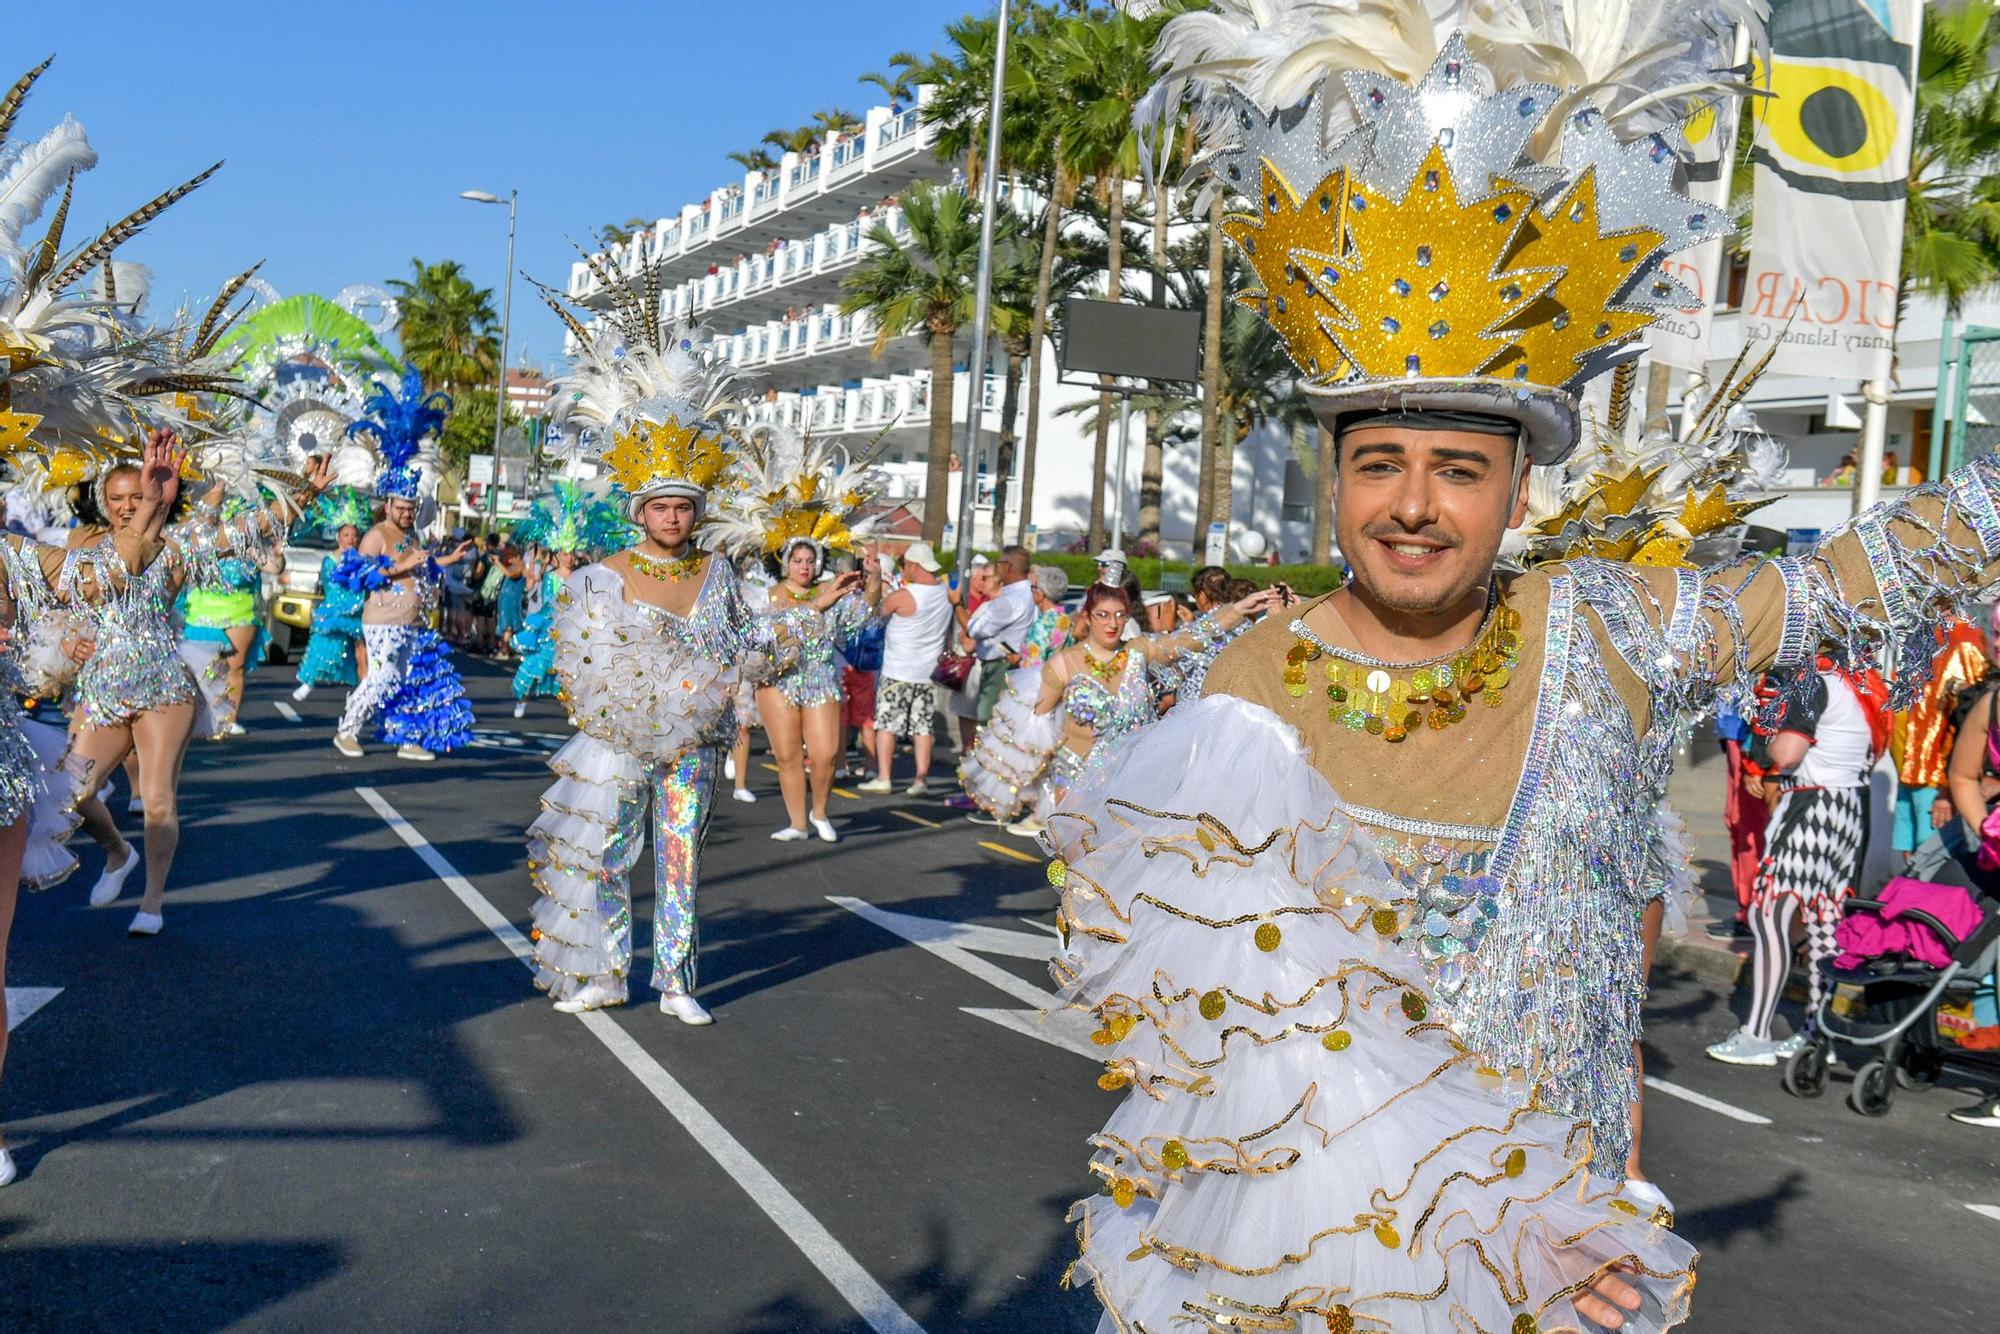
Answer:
1937;323;2000;471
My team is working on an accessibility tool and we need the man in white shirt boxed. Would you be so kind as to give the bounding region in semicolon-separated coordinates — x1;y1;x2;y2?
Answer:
860;541;955;797
963;544;1036;735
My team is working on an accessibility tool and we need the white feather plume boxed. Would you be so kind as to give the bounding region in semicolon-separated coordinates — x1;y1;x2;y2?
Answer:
0;115;97;278
1460;0;1767;134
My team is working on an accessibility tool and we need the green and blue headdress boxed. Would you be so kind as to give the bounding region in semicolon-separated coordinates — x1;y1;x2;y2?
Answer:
515;479;633;555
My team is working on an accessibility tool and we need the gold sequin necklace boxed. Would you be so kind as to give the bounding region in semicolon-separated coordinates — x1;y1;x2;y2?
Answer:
1081;644;1129;684
1283;588;1522;742
629;547;704;582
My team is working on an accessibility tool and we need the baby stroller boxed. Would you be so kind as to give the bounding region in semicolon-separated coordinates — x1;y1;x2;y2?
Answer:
1782;876;2000;1115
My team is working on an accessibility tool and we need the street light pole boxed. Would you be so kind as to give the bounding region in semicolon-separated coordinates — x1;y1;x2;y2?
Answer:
463;188;517;532
951;0;1010;577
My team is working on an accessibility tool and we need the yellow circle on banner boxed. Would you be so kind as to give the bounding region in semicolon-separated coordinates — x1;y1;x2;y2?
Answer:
1758;58;1899;174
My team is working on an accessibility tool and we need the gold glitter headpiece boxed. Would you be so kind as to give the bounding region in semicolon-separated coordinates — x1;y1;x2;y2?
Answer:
707;422;880;570
538;252;743;517
1135;1;1766;464
1520;346;1788;568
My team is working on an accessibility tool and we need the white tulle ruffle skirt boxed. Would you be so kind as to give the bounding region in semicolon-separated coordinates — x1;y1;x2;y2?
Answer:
959;666;1060;823
1046;695;1695;1333
528;731;647;999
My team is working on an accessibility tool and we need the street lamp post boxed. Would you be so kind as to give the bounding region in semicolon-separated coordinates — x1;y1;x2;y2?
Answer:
951;0;1011;577
462;188;517;532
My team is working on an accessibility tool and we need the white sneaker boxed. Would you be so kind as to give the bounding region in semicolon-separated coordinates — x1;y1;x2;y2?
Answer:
660;994;714;1025
810;816;838;843
0;1147;14;1189
396;744;436;762
512;701;527;719
1772;1032;1809;1059
1705;1027;1782;1066
127;910;163;937
724;755;736;781
291;683;313;702
770;826;809;842
552;980;626;1014
1005;818;1044;839
732;788;757;804
856;777;895;795
906;779;930;797
1948;1097;2000;1127
88;845;140;907
127;794;144;814
333;733;364;758
225;722;247;736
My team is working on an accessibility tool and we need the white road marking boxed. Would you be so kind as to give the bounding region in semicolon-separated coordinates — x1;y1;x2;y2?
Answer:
356;786;925;1334
1643;1075;1773;1126
1967;1204;2000;1224
828;896;1099;1058
272;701;303;723
4;986;61;1033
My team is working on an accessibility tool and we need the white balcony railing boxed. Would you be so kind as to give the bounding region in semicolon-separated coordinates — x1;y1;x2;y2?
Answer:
567;88;939;301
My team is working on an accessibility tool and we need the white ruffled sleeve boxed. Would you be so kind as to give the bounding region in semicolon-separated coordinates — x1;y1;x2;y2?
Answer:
1049;696;1695;1333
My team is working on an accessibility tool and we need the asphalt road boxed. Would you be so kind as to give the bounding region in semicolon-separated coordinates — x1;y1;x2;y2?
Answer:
2;659;1996;1332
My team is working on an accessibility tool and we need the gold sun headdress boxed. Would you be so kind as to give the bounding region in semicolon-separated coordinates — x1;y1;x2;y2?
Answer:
539;256;742;517
1134;0;1766;463
706;421;880;572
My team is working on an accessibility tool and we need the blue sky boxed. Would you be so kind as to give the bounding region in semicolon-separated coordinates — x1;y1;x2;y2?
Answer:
12;0;977;371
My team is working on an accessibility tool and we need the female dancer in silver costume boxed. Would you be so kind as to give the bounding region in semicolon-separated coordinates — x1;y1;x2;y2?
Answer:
58;436;326;935
0;432;195;1188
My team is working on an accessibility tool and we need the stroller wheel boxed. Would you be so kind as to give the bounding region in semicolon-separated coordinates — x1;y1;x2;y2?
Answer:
1782;1041;1829;1099
1849;1059;1896;1116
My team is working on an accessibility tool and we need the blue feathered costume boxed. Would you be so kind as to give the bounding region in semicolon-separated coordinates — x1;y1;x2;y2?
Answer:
295;488;375;689
334;368;476;754
511;481;631;702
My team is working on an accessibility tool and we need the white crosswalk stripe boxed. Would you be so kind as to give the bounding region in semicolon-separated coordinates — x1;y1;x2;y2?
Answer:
5;986;62;1033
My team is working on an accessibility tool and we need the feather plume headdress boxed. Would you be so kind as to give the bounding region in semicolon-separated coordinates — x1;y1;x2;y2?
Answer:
307;484;375;535
1519;345;1785;567
0;58;227;466
515;479;633;555
345;366;448;501
1130;0;1767;464
537;253;742;517
707;421;880;571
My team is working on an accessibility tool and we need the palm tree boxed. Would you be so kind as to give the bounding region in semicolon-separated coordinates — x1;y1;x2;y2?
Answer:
1196;191;1227;543
811;107;864;137
839;184;1021;546
727;148;779;173
387;259;498;398
596;215;654;248
859;56;920;105
761;125;819;157
1048;5;1168;548
1902;0;2000;315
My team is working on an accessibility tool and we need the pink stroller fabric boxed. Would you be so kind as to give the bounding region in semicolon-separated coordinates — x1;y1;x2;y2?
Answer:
1833;877;1984;970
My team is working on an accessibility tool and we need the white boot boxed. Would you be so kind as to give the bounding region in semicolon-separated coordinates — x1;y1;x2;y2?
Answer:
127;910;163;937
291;682;313;702
512;700;527;719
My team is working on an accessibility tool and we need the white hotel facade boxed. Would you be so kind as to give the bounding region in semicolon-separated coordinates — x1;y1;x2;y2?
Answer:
566;88;1313;560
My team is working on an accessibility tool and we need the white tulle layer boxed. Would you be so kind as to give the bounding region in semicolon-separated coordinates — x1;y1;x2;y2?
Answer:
19;717;80;891
177;639;234;740
959;666;1060;823
528;732;645;999
1047;696;1695;1333
16;611;81;702
1651;805;1700;938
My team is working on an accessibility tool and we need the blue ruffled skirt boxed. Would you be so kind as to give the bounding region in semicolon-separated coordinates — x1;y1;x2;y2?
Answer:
296;585;365;687
511;602;560;700
379;629;476;752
